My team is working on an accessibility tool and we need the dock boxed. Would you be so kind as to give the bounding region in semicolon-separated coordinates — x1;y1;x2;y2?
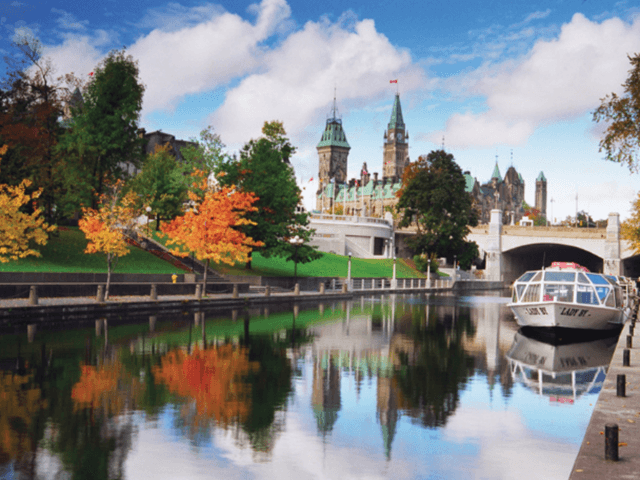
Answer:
570;311;640;479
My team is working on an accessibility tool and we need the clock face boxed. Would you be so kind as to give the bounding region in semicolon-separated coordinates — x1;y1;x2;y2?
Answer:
388;132;394;141
397;132;403;142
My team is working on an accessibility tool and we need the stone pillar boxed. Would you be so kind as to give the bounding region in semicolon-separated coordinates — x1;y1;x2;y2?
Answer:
604;212;622;276
486;209;503;281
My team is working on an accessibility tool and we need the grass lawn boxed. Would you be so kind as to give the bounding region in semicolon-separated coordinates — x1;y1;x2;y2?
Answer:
1;227;427;277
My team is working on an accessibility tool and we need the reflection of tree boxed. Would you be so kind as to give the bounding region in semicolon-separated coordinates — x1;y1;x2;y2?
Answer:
393;305;476;428
153;345;258;427
0;371;47;466
312;354;341;436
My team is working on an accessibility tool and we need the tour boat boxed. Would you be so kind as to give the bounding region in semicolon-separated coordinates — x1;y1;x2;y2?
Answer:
508;262;626;331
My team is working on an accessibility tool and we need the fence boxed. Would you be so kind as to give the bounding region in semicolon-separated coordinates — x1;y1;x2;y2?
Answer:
348;277;453;292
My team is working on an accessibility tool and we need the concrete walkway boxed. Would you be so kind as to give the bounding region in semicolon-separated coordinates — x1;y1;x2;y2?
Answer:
570;316;640;479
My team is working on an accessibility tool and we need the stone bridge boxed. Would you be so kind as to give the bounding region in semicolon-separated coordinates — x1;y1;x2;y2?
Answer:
467;210;639;283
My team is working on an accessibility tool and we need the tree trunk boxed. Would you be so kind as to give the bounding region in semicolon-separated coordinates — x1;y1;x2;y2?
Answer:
202;258;209;296
156;216;160;231
245;256;252;270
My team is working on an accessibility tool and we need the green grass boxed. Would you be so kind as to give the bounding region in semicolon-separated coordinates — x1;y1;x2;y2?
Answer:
0;227;425;277
0;227;179;274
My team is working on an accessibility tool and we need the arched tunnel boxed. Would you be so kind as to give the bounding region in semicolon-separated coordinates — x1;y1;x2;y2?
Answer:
498;244;640;283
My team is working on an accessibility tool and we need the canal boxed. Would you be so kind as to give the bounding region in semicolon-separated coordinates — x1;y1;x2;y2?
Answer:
0;292;616;479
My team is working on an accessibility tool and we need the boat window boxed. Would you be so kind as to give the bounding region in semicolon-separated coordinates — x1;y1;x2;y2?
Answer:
516;272;536;283
576;285;599;305
544;271;576;282
522;284;541;303
577;273;589;284
543;284;574;303
605;290;616;308
531;272;543;282
516;284;526;300
615;287;623;307
595;286;610;302
586;273;610;285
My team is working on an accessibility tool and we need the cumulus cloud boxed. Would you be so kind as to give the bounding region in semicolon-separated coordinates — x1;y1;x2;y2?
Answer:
434;13;640;148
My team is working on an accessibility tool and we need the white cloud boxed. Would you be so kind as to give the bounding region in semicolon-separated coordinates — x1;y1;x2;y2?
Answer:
51;8;89;31
41;33;107;78
434;13;640;148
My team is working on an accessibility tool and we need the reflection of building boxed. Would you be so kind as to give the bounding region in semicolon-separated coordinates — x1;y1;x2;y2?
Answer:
311;356;341;435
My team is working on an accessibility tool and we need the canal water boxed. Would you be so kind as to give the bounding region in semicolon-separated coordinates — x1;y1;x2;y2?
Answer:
0;292;616;480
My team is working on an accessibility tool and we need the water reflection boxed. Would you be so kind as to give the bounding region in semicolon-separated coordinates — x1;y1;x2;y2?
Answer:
0;292;613;479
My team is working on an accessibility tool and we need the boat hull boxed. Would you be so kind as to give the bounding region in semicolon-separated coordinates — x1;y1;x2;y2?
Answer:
508;301;624;330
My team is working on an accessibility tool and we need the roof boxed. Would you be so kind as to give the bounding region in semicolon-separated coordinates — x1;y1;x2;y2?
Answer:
317;119;350;149
388;94;405;130
491;162;502;181
464;173;476;193
537;171;547;182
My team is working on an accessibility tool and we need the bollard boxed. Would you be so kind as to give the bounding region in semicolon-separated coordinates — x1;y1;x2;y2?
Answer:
630;325;635;336
264;285;271;297
617;374;626;397
232;284;239;298
194;311;201;326
28;286;38;306
96;285;105;302
149;315;157;333
342;283;348;293
627;335;633;349
150;284;157;300
172;274;178;284
624;348;631;366
294;283;300;296
27;324;36;343
195;284;202;299
232;309;238;322
605;424;619;461
319;282;325;294
95;319;103;337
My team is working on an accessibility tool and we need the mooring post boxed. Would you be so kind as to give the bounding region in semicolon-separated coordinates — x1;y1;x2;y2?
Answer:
605;424;619;461
95;319;102;337
28;286;38;306
294;283;300;296
624;348;631;366
319;282;325;294
627;335;633;349
96;285;105;302
264;285;271;297
617;374;626;397
149;315;156;333
232;284;239;298
195;284;202;299
150;284;157;300
342;283;348;293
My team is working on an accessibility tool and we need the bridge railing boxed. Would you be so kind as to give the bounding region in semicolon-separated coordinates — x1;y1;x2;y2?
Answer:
349;277;453;292
310;213;391;226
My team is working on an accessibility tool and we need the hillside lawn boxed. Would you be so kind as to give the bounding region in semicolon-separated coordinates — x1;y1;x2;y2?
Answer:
0;227;427;278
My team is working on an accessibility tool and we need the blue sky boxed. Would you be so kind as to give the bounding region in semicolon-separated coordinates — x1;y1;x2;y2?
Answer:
2;0;640;220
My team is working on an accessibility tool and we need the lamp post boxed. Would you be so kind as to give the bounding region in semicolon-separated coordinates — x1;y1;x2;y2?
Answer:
453;255;457;281
145;206;152;233
427;258;431;284
347;252;352;289
290;235;303;285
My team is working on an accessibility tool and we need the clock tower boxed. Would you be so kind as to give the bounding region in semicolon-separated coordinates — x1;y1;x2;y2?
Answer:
317;95;350;189
383;93;409;182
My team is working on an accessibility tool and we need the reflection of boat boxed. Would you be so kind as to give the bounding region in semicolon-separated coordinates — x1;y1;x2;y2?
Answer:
506;330;617;402
508;262;625;331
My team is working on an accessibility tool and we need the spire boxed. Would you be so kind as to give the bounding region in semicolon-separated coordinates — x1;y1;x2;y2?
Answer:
491;161;502;182
317;93;350;149
387;93;405;130
537;171;547;182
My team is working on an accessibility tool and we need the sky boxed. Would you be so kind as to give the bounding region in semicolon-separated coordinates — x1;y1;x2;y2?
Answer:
2;0;640;221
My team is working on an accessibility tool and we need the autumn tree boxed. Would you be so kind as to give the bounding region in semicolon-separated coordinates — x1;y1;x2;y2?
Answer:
58;49;145;209
0;144;55;262
127;144;188;230
622;192;640;253
396;150;479;269
218;121;316;269
78;180;140;299
522;201;546;226
161;174;263;291
593;52;640;172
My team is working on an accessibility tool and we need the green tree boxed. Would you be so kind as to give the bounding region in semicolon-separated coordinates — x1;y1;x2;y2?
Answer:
58;49;145;209
180;126;228;175
218;121;318;269
522;201;547;226
396;150;478;268
593;52;640;172
128;144;188;230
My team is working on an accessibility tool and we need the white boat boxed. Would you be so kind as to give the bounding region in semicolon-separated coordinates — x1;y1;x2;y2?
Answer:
508;262;625;331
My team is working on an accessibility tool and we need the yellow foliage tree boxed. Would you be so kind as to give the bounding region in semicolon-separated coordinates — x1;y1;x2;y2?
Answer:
161;175;263;291
622;192;640;253
0;144;55;263
79;180;140;299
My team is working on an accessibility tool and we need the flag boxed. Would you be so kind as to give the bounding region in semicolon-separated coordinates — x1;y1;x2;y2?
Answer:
89;72;94;76
309;177;313;182
390;79;397;84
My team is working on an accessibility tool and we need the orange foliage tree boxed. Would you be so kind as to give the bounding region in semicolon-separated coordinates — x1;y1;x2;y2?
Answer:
153;345;258;427
0;144;55;263
161;174;263;291
78;180;140;298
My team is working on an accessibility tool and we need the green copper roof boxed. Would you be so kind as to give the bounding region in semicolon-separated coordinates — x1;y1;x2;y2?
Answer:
387;94;405;130
317;119;350;148
464;173;475;193
537;171;546;182
491;162;502;182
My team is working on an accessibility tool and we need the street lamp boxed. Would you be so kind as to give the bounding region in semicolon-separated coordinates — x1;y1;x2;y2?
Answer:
145;206;152;233
347;252;352;287
290;235;304;285
427;258;431;284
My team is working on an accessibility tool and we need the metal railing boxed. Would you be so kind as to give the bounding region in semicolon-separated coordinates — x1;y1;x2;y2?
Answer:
348;277;453;292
